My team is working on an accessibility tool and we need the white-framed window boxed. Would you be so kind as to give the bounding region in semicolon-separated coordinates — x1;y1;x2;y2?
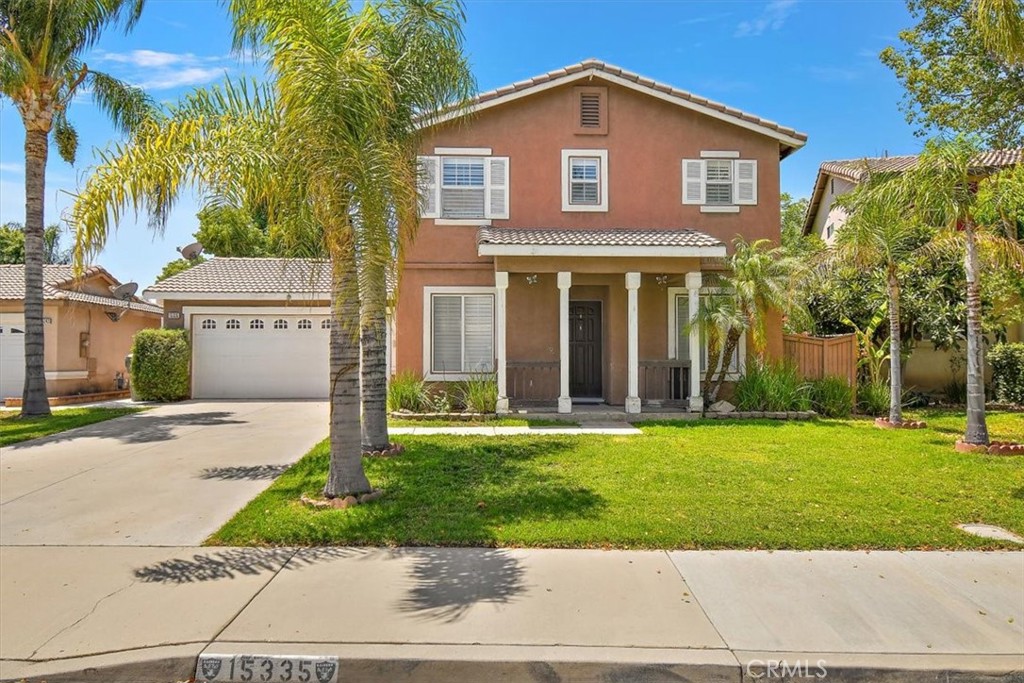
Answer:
423;287;495;380
273;318;288;330
682;155;757;211
250;319;264;330
561;149;608;212
201;318;216;330
417;153;509;221
321;319;332;330
226;319;240;330
667;287;746;379
297;318;312;330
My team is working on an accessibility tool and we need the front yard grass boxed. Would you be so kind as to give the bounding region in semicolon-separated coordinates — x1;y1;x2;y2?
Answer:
209;410;1024;550
0;407;145;447
388;417;578;427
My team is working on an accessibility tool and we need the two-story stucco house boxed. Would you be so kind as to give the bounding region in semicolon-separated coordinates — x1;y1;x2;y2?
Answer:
394;59;807;415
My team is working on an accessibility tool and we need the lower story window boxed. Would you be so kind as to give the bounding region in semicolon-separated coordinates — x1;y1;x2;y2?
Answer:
430;293;494;375
673;292;744;375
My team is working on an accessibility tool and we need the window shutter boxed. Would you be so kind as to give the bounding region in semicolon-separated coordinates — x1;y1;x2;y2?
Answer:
682;159;705;205
734;159;757;205
418;156;440;218
431;295;462;373
485;157;509;219
463;295;495;372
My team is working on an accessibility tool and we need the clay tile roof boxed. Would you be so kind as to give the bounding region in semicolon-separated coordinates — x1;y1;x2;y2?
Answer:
430;58;807;156
478;227;724;249
144;257;333;296
0;264;162;315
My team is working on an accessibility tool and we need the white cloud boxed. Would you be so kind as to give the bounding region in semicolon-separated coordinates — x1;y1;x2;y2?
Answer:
92;49;240;91
139;67;227;90
0;162;23;175
735;0;798;38
679;12;732;27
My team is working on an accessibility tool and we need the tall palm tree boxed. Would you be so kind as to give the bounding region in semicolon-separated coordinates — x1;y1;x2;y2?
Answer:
905;137;1024;445
1;0;152;416
831;169;921;424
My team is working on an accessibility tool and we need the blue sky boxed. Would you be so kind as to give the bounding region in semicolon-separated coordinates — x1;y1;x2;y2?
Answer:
0;0;922;289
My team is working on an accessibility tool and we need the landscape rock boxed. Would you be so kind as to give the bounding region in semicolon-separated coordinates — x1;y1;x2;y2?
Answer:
708;400;736;414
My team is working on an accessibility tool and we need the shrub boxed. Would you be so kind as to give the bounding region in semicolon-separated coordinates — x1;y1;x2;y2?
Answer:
942;378;967;405
733;359;811;412
989;342;1024;405
387;371;427;412
857;380;890;416
808;375;853;418
130;329;190;401
459;374;498;413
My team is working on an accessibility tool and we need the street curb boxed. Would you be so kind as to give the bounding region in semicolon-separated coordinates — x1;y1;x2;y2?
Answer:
0;644;203;683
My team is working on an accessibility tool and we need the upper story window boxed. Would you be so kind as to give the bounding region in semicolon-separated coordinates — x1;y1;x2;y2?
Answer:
562;149;609;212
574;86;608;135
682;154;757;212
418;151;509;222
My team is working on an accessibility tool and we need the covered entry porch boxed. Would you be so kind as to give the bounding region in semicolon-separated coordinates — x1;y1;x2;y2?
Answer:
479;227;727;415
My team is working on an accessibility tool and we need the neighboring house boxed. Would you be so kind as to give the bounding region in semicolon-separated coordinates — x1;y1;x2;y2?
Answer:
803;149;1023;245
396;59;807;414
143;258;335;399
0;265;162;399
801;149;1024;391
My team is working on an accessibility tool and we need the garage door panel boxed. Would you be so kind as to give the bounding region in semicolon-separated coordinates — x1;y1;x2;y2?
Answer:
192;314;329;399
0;316;26;399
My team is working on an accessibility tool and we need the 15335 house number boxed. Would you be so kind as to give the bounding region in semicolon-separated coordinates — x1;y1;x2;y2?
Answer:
196;654;339;683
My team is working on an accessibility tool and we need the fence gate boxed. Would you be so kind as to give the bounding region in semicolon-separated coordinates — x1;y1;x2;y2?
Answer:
783;333;857;389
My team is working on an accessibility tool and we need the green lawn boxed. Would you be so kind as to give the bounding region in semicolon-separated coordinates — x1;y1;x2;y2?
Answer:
0;407;145;447
209;410;1024;550
389;417;578;427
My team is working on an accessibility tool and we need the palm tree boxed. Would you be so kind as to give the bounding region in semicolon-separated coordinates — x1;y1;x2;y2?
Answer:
904;137;1024;445
830;169;921;424
972;0;1024;64
1;0;152;416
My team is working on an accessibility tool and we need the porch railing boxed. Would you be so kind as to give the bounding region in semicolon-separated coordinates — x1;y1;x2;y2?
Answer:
639;360;690;403
507;361;560;402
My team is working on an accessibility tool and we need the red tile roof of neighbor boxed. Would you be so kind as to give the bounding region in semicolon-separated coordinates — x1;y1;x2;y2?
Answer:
801;149;1023;235
0;264;162;315
424;59;808;158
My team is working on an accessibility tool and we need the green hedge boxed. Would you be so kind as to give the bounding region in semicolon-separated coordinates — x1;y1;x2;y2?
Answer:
131;329;190;401
989;342;1024;405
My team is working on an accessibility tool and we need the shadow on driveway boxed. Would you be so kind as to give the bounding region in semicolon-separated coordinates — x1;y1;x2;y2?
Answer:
6;411;247;449
198;464;291;481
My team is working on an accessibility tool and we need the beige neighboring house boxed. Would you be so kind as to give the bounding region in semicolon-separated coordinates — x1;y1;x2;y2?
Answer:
0;265;163;399
144;258;338;400
803;149;1023;245
801;149;1024;392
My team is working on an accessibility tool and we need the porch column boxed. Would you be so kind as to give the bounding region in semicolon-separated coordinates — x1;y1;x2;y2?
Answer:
686;271;703;412
625;272;641;414
495;271;510;414
557;271;572;414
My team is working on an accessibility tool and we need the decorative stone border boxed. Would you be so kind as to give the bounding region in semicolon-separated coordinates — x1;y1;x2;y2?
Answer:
390;411;494;422
874;417;927;429
955;440;1024;455
705;411;817;420
4;389;131;408
300;489;385;510
362;443;405;458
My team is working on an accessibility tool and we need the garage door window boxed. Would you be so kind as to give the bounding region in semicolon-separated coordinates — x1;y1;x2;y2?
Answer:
201;319;216;330
298;319;312;330
226;319;240;330
273;319;288;330
250;319;264;330
321;319;332;330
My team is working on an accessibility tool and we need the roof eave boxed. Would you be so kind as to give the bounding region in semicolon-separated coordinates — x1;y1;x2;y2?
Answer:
478;243;727;258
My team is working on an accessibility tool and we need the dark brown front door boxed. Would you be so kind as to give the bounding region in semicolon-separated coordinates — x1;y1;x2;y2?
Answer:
569;301;602;399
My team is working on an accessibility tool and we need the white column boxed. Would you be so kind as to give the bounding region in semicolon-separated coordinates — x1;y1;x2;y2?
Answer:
495;271;510;414
557;271;572;414
625;272;641;414
686;271;703;412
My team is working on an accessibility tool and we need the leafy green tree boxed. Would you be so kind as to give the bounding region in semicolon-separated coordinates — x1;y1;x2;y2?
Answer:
1;0;152;416
881;0;1024;147
0;222;71;264
780;193;813;252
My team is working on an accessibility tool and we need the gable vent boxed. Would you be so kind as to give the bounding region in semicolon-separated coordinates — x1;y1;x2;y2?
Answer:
580;92;601;128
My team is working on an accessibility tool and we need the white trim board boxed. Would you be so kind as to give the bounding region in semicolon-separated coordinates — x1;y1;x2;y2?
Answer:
181;306;331;329
478;243;726;258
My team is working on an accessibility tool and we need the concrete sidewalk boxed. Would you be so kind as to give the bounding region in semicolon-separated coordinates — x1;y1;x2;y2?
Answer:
1;547;1021;682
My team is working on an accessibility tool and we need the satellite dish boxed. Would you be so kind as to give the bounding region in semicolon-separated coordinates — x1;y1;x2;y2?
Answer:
110;282;138;301
177;242;204;260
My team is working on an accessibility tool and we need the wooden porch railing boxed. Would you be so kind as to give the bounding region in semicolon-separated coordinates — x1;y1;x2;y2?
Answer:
507;361;559;402
639;360;690;403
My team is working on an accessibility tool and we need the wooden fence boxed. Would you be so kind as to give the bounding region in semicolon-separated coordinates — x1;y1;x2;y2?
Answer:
782;333;857;387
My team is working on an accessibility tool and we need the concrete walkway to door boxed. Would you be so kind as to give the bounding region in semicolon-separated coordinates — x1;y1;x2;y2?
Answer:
0;401;327;546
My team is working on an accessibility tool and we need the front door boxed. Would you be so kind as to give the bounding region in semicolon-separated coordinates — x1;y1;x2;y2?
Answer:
569;301;602;399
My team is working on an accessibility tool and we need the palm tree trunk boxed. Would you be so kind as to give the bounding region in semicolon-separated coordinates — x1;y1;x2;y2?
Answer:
887;270;903;424
710;329;742;403
21;128;51;417
360;297;390;451
324;248;372;498
963;225;989;445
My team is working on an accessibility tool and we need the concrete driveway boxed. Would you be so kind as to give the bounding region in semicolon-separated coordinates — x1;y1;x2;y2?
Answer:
0;401;327;546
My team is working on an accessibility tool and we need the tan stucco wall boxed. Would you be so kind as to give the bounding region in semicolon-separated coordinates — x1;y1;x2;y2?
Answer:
810;176;855;245
904;322;1024;392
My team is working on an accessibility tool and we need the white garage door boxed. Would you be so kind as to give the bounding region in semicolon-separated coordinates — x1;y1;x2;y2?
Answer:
192;313;330;399
0;315;26;399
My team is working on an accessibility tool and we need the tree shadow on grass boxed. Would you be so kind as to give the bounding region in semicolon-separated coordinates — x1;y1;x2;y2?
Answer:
6;411;246;448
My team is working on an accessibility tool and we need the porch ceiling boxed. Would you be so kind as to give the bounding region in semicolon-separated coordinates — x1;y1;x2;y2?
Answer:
477;227;726;258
